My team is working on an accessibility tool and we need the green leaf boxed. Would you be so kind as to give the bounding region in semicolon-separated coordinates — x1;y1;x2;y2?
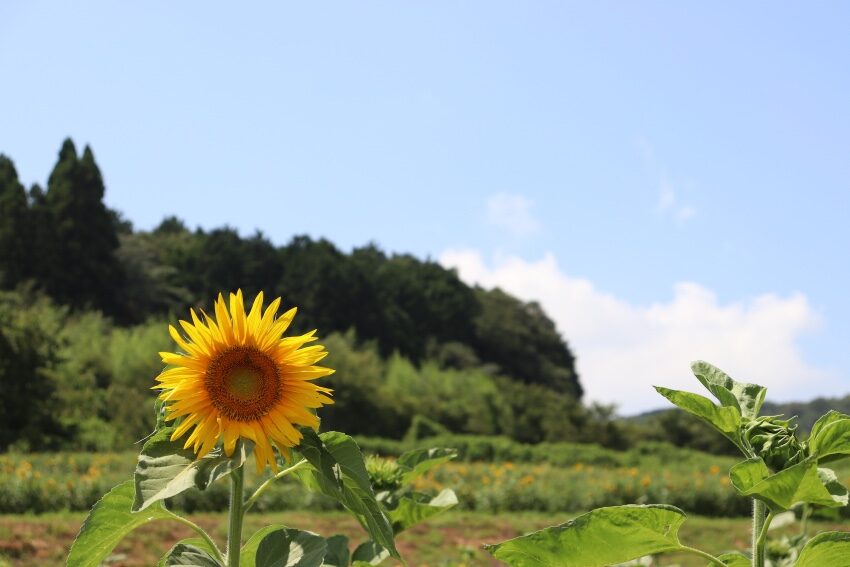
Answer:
351;541;390;565
729;457;847;511
654;386;743;449
321;535;350;567
387;489;458;533
809;411;850;462
484;504;688;567
715;552;750;566
690;360;767;418
133;425;250;511
158;541;222;566
241;525;326;567
795;531;850;567
817;467;849;506
295;429;399;560
67;480;173;567
395;447;457;484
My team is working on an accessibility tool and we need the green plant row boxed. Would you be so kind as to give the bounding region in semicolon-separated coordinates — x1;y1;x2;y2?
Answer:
485;361;850;567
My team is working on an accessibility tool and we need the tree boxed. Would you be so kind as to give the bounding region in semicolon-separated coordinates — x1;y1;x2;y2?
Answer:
474;287;582;397
42;139;124;315
0;291;67;450
0;156;31;287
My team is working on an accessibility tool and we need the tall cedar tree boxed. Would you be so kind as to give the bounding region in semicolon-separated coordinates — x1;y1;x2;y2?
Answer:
0;156;31;287
43;139;124;315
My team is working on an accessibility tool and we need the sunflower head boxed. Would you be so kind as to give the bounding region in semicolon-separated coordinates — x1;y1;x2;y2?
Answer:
155;290;334;473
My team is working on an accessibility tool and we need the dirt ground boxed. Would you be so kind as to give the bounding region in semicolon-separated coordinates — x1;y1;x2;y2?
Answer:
0;510;846;567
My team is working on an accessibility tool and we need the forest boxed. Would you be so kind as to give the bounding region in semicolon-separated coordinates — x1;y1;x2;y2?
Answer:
1;139;844;457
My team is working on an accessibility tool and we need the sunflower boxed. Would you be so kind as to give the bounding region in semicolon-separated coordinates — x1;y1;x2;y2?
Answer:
155;290;334;472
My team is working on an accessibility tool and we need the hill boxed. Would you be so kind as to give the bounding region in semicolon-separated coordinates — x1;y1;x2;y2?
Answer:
0;139;601;452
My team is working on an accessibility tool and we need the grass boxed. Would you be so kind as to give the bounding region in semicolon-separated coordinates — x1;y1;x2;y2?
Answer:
0;510;847;566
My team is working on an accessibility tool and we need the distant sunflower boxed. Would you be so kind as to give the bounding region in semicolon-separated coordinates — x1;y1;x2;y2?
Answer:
155;290;334;472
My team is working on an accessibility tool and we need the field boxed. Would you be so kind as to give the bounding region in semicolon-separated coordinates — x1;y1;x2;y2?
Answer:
2;447;849;565
1;510;848;567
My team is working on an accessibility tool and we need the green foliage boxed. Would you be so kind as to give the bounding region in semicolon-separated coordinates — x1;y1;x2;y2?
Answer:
486;361;850;567
473;287;581;397
794;531;850;567
293;430;400;560
133;425;250;511
159;540;221;566
0;143;582;409
0;155;32;288
42;140;125;316
240;526;326;567
67;480;173;567
0;290;67;451
730;457;847;512
485;505;690;567
654;386;743;450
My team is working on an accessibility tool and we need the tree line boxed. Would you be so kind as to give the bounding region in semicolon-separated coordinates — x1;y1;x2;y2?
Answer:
0;139;581;398
0;140;761;455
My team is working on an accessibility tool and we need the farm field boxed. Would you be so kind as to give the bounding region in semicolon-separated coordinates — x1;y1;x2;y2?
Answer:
1;510;847;566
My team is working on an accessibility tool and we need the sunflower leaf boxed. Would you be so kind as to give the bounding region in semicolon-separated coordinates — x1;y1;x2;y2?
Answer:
387;489;458;533
321;535;350;567
158;540;222;566
294;429;400;561
67;480;173;567
809;411;850;463
396;447;457;484
795;531;850;567
351;541;391;565
240;525;326;567
690;360;767;419
729;457;848;511
484;504;689;567
133;424;250;511
654;386;744;450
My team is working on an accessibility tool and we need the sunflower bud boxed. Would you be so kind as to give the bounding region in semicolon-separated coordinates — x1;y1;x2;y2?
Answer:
365;455;404;492
742;415;807;472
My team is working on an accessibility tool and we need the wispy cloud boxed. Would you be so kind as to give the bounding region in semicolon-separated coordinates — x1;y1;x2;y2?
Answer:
485;192;540;236
639;138;697;224
440;248;836;414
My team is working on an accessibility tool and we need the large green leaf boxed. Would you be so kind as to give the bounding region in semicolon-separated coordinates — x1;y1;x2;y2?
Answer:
295;429;399;560
729;457;847;511
321;535;350;567
158;541;222;566
809;411;850;462
690;360;767;419
351;541;390;565
67;480;173;567
241;525;326;567
387;489;458;533
654;386;743;449
484;505;688;567
396;447;457;484
133;425;249;511
795;531;850;567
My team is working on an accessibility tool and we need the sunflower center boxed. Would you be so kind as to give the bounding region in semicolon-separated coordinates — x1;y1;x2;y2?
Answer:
205;346;281;421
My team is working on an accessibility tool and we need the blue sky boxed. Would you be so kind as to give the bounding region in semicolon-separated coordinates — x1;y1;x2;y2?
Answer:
2;2;848;412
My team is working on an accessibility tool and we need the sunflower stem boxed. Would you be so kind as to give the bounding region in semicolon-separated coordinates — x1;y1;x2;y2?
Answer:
227;465;245;567
752;499;766;567
243;459;309;513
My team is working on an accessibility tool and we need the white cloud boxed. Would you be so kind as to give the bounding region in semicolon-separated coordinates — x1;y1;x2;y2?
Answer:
485;192;540;236
440;249;838;414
